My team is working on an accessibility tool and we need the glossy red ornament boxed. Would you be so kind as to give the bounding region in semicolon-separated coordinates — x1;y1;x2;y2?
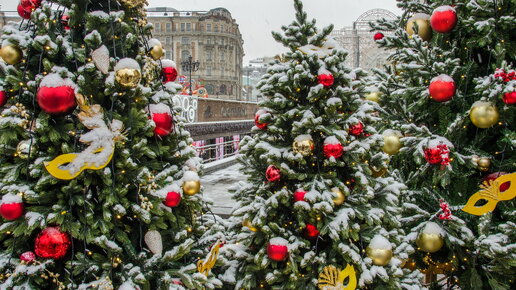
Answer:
17;4;31;19
35;227;70;259
267;243;288;262
61;15;70;30
304;224;319;239
349;122;364;136
21;0;41;9
163;191;181;207
162;67;178;83
0;201;24;220
424;148;442;165
0;91;8;107
318;73;334;87
20;251;36;263
152;112;173;136
430;6;457;33
254;110;268;130
503;91;516;105
429;75;455;102
37;86;76;115
484;172;510;192
293;189;306;202
323;143;344;159
373;32;384;40
265;165;280;182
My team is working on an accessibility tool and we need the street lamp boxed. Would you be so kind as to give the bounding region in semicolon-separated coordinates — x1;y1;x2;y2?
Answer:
181;55;200;96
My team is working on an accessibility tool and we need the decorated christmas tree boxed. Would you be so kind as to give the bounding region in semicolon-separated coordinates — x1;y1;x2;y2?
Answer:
371;0;515;288
0;0;221;288
219;0;423;288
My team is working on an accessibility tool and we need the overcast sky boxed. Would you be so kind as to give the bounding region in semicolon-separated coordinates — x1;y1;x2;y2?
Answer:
0;0;400;64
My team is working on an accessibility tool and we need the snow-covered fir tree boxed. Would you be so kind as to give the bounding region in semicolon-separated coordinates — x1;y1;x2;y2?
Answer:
220;0;424;289
0;0;221;288
371;0;515;288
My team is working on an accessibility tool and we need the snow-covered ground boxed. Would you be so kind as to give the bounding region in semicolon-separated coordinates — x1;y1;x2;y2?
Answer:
202;163;246;216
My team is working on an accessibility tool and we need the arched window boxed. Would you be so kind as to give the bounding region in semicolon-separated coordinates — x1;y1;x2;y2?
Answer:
205;84;214;94
220;84;227;95
181;50;190;61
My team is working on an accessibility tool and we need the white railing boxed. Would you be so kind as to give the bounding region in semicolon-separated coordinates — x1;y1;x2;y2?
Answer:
194;139;240;163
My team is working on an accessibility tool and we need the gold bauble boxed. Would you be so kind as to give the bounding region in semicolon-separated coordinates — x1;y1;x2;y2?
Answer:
292;137;314;157
149;45;165;60
16;139;33;159
242;219;258;232
406;14;432;41
469;101;499;128
416;232;444;253
115;68;141;88
366;246;393;266
477;157;491;172
370;165;388;178
1;45;23;65
382;130;403;155
331;187;345;206
365;91;381;103
182;180;201;196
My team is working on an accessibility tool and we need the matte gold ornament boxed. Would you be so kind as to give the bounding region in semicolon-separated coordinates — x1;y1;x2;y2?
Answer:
463;172;516;216
366;236;393;266
318;264;357;290
406;13;432;41
365;91;381;103
469;101;499;128
292;135;314;156
1;44;23;65
183;180;201;195
416;222;444;253
115;68;141;89
331;187;345;206
477;157;491;172
382;130;403;155
242;219;258;232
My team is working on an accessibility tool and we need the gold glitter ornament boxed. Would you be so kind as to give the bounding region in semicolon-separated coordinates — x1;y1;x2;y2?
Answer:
382;130;403;155
292;135;314;156
469;101;499;128
416;222;445;253
183;180;201;195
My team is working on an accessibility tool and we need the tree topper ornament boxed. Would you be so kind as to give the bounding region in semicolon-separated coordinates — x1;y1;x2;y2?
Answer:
462;172;515;216
45;95;125;180
318;264;357;290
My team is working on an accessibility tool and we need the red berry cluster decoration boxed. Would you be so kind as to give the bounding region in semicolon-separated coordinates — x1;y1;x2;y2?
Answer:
348;122;364;136
424;143;450;166
494;69;516;83
438;199;452;220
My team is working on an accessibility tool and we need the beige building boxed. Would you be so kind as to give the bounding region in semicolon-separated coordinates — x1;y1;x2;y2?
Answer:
147;7;244;100
0;11;21;31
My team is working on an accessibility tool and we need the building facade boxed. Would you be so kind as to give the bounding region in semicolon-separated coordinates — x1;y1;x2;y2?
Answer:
331;9;397;70
147;7;244;100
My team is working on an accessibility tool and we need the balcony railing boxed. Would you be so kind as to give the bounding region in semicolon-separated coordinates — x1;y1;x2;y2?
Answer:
194;139;240;164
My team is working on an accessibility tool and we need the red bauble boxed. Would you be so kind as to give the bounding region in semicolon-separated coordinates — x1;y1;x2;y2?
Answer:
503;91;516;105
318;73;334;87
424;148;442;165
21;0;41;9
20;251;36;263
0;91;8;107
162;67;178;83
304;224;319;239
163;191;181;207
34;227;71;259
293;189;306;202
61;15;70;30
254;109;268;130
323;137;344;158
349;122;364;136
484;172;510;192
152;112;173;136
17;4;31;19
36;86;76;115
0;202;24;220
267;241;288;262
430;6;457;33
373;32;385;40
265;165;281;182
429;74;455;102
